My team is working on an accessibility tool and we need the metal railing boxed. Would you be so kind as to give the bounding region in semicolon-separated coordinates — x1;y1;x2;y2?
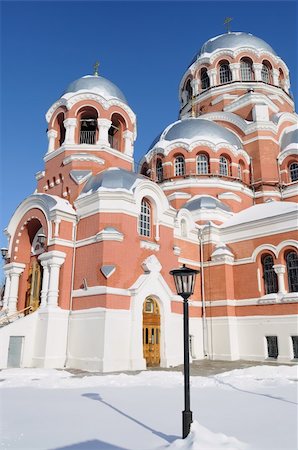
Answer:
0;306;33;327
79;130;96;145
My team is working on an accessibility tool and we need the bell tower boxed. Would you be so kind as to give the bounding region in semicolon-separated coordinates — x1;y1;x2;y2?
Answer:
36;65;137;204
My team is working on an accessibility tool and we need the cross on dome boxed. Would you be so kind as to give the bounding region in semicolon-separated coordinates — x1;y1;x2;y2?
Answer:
93;61;100;76
224;17;233;33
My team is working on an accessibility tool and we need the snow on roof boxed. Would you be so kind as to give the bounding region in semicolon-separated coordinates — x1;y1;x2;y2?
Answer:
221;201;298;228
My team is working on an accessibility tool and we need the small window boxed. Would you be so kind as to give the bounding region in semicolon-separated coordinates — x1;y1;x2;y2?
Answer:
262;254;278;294
291;336;298;359
286;252;298;292
175;156;185;176
156;159;163;182
139;198;151;237
185;79;192;102
197;154;209;174
289;163;298;182
266;336;278;359
201;68;210;90
240;58;254;81
219;156;229;176
219;63;232;84
261;62;272;84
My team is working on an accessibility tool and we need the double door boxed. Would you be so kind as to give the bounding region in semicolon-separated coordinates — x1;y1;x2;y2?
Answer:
143;298;160;367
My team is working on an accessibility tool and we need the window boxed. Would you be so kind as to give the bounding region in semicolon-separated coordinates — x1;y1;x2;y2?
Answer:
219;156;229;176
291;336;298;359
240;58;254;81
139;198;151;237
262;254;278;294
219;63;232;84
185;79;192;102
156;159;163;182
79;108;98;145
286;252;298;292
238;161;245;180
57;112;66;147
289;162;298;182
197;154;209;174
175;156;185;176
266;336;278;359
261;62;272;84
201;68;210;90
108;114;125;150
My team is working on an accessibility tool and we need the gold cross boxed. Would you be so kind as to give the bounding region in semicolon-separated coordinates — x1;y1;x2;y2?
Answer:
93;61;100;76
224;17;233;33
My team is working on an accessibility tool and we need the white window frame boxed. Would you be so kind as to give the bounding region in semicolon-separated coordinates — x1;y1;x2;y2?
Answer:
139;198;151;237
197;154;209;174
175;156;185;176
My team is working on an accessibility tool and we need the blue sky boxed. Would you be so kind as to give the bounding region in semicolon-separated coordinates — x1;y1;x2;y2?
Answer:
1;0;297;251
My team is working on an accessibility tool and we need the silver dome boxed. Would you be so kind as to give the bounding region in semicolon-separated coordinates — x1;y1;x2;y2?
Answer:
63;75;128;104
79;168;144;196
189;32;276;65
152;118;242;149
183;196;231;213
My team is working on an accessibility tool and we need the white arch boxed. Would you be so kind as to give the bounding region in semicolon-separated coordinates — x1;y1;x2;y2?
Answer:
251;244;278;262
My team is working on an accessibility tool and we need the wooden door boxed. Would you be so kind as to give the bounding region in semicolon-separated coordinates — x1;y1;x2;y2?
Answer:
25;260;42;313
143;298;160;367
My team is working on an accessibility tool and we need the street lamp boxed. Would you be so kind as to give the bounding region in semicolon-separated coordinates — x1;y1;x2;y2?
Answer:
169;264;199;439
37;233;47;248
0;248;8;262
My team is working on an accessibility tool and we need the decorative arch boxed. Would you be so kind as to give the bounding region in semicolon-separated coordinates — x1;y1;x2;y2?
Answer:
77;106;99;145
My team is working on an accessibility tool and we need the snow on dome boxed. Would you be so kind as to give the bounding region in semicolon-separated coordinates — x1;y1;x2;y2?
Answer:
63;75;128;104
183;196;231;213
221;201;298;228
189;32;277;65
78;168;145;198
281;128;298;151
149;118;242;150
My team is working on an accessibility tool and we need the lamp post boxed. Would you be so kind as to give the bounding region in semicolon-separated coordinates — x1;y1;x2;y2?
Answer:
169;264;199;439
1;248;9;263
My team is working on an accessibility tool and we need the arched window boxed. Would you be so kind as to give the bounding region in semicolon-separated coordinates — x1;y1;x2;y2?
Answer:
197;154;209;174
240;58;254;81
141;163;150;177
261;62;272;84
286;252;298;292
238;161;245;180
262;254;278;294
185;79;192;102
219;62;232;84
108;114;125;151
57;112;66;147
156;159;163;182
219;156;229;176
139;198;151;237
79;108;98;145
289;162;298;182
175;156;185;176
278;69;285;88
201;68;210;90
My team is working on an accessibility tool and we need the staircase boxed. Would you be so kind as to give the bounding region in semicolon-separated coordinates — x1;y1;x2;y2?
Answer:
0;306;33;328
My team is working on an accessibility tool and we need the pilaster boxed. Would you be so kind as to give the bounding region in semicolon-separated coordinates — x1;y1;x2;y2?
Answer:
3;262;26;314
47;129;58;153
97;118;112;146
64;118;77;145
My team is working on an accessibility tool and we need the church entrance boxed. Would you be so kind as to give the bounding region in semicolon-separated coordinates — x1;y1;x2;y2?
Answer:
25;259;42;314
142;297;160;367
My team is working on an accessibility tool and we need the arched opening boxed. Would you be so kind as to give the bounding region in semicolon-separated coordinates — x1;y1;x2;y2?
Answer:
78;107;98;144
200;68;210;90
262;254;278;294
289;162;298;182
238;160;245;180
286;251;298;292
57;112;66;147
219;155;230;176
25;259;42;314
108;113;125;151
197;153;209;174
261;61;272;84
240;58;254;81
140;162;150;177
156;158;163;182
174;155;185;176
139;197;151;237
219;61;232;84
142;297;160;367
278;69;285;88
185;79;192;103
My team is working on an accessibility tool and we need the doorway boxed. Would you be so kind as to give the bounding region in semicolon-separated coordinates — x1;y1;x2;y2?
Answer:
142;297;160;367
25;260;42;314
7;336;24;368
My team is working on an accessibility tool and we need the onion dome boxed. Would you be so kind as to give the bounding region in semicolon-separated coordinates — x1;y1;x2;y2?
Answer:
79;168;144;198
149;118;242;150
189;32;276;64
182;196;231;213
63;75;128;104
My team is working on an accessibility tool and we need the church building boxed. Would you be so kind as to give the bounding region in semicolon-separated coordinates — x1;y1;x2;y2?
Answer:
1;31;297;371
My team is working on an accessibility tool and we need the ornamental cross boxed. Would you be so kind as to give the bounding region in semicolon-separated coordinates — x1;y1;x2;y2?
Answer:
224;17;233;33
93;61;100;76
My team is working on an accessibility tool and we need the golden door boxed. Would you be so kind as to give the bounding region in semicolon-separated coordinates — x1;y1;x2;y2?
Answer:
143;298;160;367
25;260;42;313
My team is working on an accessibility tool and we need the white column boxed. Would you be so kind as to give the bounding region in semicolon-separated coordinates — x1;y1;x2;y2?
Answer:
38;257;50;308
38;251;66;308
272;69;280;86
97;118;112;145
273;264;286;294
64;118;77;145
123;130;134;156
230;63;240;81
253;63;263;81
2;271;11;310
47;129;58;153
53;219;61;237
191;79;200;96
3;263;26;314
208;69;217;87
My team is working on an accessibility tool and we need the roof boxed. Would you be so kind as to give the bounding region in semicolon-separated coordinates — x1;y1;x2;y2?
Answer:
189;32;276;65
182;196;231;213
149;118;242;150
63;75;128;104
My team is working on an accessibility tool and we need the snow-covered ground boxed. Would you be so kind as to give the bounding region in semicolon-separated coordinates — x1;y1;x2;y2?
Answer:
0;365;297;450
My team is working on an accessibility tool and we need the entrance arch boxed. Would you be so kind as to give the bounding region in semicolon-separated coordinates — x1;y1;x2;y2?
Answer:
25;259;42;314
142;297;160;367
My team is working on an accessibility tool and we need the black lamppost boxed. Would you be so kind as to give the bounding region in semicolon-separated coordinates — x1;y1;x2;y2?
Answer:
169;264;199;439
